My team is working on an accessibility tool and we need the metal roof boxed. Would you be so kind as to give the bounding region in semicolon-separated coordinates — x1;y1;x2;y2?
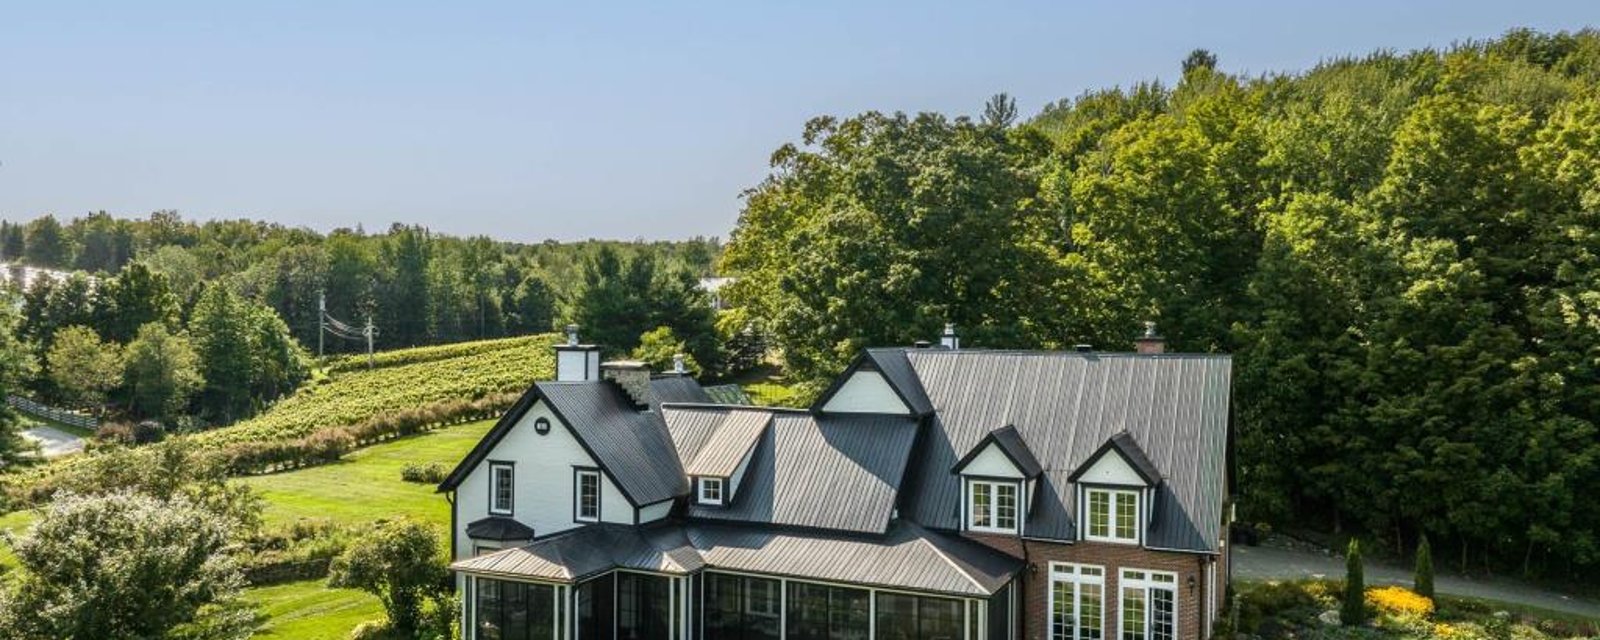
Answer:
453;521;1019;598
952;425;1044;478
673;409;919;534
1068;431;1161;485
862;348;935;414
897;350;1232;551
647;376;712;406
465;516;536;541
702;384;753;405
540;382;689;505
683;410;771;478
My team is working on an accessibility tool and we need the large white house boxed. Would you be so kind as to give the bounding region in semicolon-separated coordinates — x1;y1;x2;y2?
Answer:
438;323;1233;640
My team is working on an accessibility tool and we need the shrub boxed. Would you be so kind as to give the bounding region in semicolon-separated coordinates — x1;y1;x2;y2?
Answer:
239;519;357;585
400;463;448;485
1342;539;1366;626
95;422;134;445
1367;585;1434;619
348;619;397;640
329;519;448;635
1415;533;1435;600
131;420;166;445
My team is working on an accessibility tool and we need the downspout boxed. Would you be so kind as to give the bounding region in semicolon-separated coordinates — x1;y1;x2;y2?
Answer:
446;491;458;573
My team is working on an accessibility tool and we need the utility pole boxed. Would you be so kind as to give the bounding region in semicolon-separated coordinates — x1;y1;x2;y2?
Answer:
364;315;375;369
317;291;326;358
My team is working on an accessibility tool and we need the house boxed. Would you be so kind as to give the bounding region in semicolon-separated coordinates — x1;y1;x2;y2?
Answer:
438;322;1233;640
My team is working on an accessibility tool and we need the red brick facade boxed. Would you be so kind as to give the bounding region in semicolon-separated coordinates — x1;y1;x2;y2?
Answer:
964;534;1227;640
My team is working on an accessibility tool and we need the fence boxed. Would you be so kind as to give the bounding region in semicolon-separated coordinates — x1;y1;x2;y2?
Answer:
5;395;98;431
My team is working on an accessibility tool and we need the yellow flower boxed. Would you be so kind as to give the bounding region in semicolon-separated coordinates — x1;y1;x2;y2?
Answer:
1367;585;1435;618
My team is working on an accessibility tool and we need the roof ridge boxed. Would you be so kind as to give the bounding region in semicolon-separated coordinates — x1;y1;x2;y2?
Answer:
912;526;989;593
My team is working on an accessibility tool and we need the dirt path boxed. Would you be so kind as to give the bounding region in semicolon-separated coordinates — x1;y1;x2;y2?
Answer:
1233;543;1600;619
20;423;85;458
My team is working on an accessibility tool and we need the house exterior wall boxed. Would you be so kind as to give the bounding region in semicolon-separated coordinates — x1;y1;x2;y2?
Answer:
638;499;673;523
965;443;1025;478
962;534;1221;640
452;399;633;559
1077;452;1145;486
821;370;911;414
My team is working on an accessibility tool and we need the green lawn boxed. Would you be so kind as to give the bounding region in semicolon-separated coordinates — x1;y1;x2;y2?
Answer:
245;579;383;640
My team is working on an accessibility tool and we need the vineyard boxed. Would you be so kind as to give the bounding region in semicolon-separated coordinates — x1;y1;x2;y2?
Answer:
191;333;558;447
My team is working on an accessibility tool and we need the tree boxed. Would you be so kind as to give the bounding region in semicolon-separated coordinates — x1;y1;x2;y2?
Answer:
378;225;433;347
45;326;123;414
0;491;253;640
328;519;448;635
189;285;256;422
123;323;204;420
1342;538;1366;626
244;301;309;402
633;326;699;374
983;92;1018;128
506;273;556;335
1414;534;1435;600
22;215;69;267
0;220;25;262
1182;48;1218;74
0;294;38;467
93;262;180;343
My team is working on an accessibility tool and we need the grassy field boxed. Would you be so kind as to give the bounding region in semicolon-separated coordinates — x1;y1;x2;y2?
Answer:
246;579;383;640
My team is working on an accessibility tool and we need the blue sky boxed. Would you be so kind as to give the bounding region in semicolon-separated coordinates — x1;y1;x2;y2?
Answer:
0;2;1594;241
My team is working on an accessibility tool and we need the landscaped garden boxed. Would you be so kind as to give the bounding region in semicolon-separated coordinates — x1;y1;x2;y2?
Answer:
1224;580;1599;639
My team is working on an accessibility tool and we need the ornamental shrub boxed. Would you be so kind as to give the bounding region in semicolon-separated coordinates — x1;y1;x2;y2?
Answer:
1366;585;1433;619
1415;533;1435;600
1342;539;1366;626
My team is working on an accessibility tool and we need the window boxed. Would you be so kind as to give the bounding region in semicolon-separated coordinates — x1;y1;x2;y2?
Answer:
575;469;601;522
1119;570;1176;640
705;573;781;640
1085;489;1139;544
699;477;725;505
617;572;673;639
1050;563;1104;640
875;593;966;640
489;462;514;516
576;574;615;639
786;581;870;640
473;577;558;640
968;480;1019;533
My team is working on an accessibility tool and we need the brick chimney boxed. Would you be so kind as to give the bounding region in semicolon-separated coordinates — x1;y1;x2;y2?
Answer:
1134;321;1165;354
602;360;653;406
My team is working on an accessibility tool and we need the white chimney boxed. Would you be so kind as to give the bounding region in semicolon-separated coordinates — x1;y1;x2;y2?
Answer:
673;353;686;375
554;324;602;381
940;323;960;350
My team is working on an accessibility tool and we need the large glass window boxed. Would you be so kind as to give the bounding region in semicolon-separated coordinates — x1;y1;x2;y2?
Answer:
617;572;671;640
474;577;556;640
490;463;514;515
1050;564;1103;640
576;574;614;640
1085;489;1139;544
786;582;870;640
705;573;780;640
576;470;601;522
1119;570;1176;640
875;593;967;640
968;480;1019;534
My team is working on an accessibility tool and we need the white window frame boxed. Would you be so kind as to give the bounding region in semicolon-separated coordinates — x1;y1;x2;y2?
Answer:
574;469;601;522
488;462;514;516
1049;563;1105;640
698;477;724;505
1084;488;1140;544
1118;569;1178;640
966;479;1020;534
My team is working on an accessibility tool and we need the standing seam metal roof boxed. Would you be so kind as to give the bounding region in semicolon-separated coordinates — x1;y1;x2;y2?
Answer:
539;382;689;505
683;410;771;477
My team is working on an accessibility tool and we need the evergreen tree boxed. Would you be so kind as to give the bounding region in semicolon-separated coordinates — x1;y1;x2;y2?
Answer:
22;215;69;267
189;285;256;422
0;294;37;467
93;262;181;344
1414;534;1435;600
1342;538;1366;626
122;323;204;420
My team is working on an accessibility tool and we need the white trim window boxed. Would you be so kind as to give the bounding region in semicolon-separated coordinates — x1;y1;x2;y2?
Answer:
1119;569;1177;640
575;469;601;522
967;480;1020;534
698;477;724;505
1050;563;1104;640
1085;488;1140;544
489;462;514;516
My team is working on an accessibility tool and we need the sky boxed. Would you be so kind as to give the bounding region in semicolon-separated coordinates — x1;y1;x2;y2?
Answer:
0;2;1596;242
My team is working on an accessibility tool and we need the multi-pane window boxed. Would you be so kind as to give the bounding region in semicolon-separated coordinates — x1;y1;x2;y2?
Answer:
700;478;725;505
968;480;1020;533
473;577;557;640
786;581;870;640
489;463;513;515
575;469;601;522
1119;570;1176;640
1050;563;1104;640
705;573;780;640
1085;489;1139;544
874;593;967;640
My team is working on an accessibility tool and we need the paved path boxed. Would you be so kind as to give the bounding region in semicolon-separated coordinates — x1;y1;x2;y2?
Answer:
20;423;85;458
1233;543;1600;619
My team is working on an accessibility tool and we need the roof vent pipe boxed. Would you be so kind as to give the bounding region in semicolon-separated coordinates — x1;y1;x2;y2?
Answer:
673;353;687;375
940;323;960;350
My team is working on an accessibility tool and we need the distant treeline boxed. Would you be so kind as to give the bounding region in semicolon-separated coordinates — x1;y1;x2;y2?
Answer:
724;29;1600;580
0;213;721;351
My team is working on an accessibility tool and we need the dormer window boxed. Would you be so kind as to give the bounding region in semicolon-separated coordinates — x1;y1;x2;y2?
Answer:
967;480;1019;534
1085;488;1140;544
698;477;724;505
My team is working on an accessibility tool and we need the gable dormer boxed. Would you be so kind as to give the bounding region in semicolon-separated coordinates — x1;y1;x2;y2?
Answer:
953;425;1042;535
1068;432;1161;546
683;410;771;507
817;363;911;414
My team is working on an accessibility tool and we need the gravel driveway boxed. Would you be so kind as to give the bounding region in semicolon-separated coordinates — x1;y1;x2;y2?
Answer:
20;423;85;458
1233;542;1600;619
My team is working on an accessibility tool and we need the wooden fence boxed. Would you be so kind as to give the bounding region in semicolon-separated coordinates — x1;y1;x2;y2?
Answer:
5;395;98;431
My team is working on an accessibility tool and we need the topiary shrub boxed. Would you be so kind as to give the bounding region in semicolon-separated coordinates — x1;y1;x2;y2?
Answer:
1342;538;1366;626
1414;533;1435;601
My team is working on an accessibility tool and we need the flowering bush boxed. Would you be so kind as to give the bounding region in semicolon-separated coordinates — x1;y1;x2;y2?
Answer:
1368;585;1434;619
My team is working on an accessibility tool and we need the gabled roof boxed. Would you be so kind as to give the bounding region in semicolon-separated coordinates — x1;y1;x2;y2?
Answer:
668;407;919;534
811;348;934;415
1067;431;1161;485
465;516;536;541
894;350;1232;552
438;377;703;505
951;425;1043;478
452;521;1020;598
682;410;770;478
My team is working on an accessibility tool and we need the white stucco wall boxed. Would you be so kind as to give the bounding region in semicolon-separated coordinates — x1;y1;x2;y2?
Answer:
452;399;635;559
962;442;1025;478
638;499;673;524
820;370;911;414
1077;450;1146;486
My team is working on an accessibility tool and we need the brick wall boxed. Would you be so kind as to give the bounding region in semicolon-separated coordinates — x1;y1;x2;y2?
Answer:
964;533;1224;640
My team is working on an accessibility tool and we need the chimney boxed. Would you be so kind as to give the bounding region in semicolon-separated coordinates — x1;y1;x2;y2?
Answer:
1135;321;1166;354
602;360;653;406
553;324;602;381
672;353;687;375
939;323;960;350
